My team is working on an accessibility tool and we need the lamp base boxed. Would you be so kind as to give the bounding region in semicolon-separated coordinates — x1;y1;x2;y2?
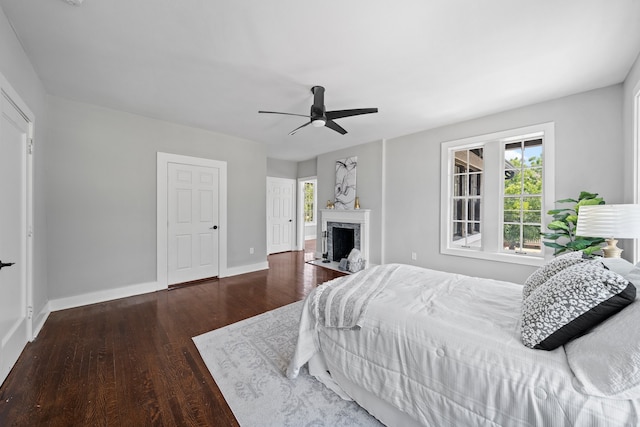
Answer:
602;238;623;258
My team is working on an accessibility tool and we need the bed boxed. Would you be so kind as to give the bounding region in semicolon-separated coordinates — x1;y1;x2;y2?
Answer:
287;254;640;426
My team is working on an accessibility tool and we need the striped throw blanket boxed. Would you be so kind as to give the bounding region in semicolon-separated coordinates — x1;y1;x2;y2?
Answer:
311;264;401;329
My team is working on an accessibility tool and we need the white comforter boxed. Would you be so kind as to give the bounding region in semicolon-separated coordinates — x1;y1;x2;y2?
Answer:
287;264;640;427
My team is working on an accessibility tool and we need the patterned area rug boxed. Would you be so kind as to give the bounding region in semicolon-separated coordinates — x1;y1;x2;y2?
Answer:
193;301;382;427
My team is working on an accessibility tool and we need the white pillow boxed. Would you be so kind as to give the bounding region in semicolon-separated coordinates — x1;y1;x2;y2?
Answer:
600;257;635;278
565;270;640;399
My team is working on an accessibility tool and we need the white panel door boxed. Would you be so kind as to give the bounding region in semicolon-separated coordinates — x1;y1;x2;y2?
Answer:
0;94;29;386
168;163;219;285
267;177;296;254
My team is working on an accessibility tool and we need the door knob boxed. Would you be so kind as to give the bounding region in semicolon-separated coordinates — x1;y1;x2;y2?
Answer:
0;260;15;270
210;225;218;230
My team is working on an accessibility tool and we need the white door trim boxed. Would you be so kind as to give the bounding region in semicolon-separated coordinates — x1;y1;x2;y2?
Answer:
157;152;227;289
0;72;34;342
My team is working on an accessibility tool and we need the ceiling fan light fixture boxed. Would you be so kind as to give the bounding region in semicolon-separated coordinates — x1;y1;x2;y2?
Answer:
312;118;326;127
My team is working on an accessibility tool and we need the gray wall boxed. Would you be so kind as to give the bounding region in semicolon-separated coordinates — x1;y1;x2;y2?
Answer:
317;141;384;265
297;158;317;178
384;85;624;284
0;7;49;318
267;158;297;179
46;96;267;300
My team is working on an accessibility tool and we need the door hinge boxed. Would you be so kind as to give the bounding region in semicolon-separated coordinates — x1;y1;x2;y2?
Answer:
27;305;33;320
28;138;34;155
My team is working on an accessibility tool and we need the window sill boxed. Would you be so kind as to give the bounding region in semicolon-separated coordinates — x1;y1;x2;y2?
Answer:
440;247;547;267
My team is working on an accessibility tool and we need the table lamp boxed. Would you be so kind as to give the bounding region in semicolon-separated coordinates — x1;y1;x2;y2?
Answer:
575;204;640;258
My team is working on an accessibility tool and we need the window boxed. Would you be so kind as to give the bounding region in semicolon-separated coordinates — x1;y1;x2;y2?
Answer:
503;138;543;255
451;148;483;248
440;123;555;266
303;181;316;224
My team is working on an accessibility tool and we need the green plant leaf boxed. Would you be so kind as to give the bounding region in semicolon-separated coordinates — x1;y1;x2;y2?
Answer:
578;191;598;200
577;198;604;208
583;246;603;255
551;212;571;222
566;240;593;250
555;198;578;204
547;208;573;215
547;220;570;231
543;241;565;249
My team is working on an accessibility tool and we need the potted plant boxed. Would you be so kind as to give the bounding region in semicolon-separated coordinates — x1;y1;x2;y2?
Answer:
542;191;606;255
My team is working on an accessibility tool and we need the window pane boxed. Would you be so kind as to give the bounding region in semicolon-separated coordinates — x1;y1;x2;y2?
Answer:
523;196;542;212
452;222;464;243
523;210;541;223
468;199;481;221
523;139;543;167
468;148;484;171
503;224;521;250
504;210;520;223
504;170;522;195
504;142;522;165
523;225;542;252
504;196;521;211
454;150;467;173
454;175;466;197
469;173;482;196
523;168;542;194
453;199;465;221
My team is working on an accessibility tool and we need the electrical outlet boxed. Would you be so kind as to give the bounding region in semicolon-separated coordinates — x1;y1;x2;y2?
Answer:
411;252;417;261
250;247;255;254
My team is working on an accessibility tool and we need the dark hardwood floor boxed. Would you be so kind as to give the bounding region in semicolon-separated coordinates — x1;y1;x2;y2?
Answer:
0;251;344;426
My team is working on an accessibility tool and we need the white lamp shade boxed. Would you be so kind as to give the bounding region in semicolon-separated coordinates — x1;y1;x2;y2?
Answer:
575;204;640;238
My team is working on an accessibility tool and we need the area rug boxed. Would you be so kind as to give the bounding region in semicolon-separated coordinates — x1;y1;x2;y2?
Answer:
192;301;383;427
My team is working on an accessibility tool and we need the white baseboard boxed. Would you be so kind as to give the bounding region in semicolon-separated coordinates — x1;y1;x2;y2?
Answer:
49;281;159;313
221;261;269;278
305;235;317;240
31;303;51;339
45;262;269;314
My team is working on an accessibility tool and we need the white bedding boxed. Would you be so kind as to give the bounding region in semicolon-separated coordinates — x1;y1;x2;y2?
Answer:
287;264;640;426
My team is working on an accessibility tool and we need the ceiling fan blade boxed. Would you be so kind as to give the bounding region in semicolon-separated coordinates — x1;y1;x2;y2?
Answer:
325;108;378;120
259;110;311;118
288;121;312;135
325;119;347;135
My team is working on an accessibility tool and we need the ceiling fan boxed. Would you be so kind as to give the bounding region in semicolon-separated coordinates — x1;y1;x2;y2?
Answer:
259;86;378;135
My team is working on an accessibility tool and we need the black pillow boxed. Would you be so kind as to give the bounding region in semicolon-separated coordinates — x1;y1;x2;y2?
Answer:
521;262;636;350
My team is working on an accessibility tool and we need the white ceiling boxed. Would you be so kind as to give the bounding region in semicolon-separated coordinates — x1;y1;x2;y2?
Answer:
2;0;640;161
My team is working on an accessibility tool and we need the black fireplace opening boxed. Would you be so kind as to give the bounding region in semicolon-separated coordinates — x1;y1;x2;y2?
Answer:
332;227;355;261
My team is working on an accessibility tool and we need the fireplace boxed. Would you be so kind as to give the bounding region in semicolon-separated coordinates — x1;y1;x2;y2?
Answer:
320;209;370;267
328;222;359;261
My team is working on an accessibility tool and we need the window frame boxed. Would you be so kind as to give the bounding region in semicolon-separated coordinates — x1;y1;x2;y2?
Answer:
440;123;555;266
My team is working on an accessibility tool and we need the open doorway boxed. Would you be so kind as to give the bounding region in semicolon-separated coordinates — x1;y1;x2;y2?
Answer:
298;177;317;259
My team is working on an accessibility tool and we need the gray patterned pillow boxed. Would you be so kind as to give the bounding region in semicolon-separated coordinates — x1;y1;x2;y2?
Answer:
522;251;592;301
521;262;636;350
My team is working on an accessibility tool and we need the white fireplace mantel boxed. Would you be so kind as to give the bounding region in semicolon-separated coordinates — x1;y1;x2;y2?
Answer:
320;209;370;265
